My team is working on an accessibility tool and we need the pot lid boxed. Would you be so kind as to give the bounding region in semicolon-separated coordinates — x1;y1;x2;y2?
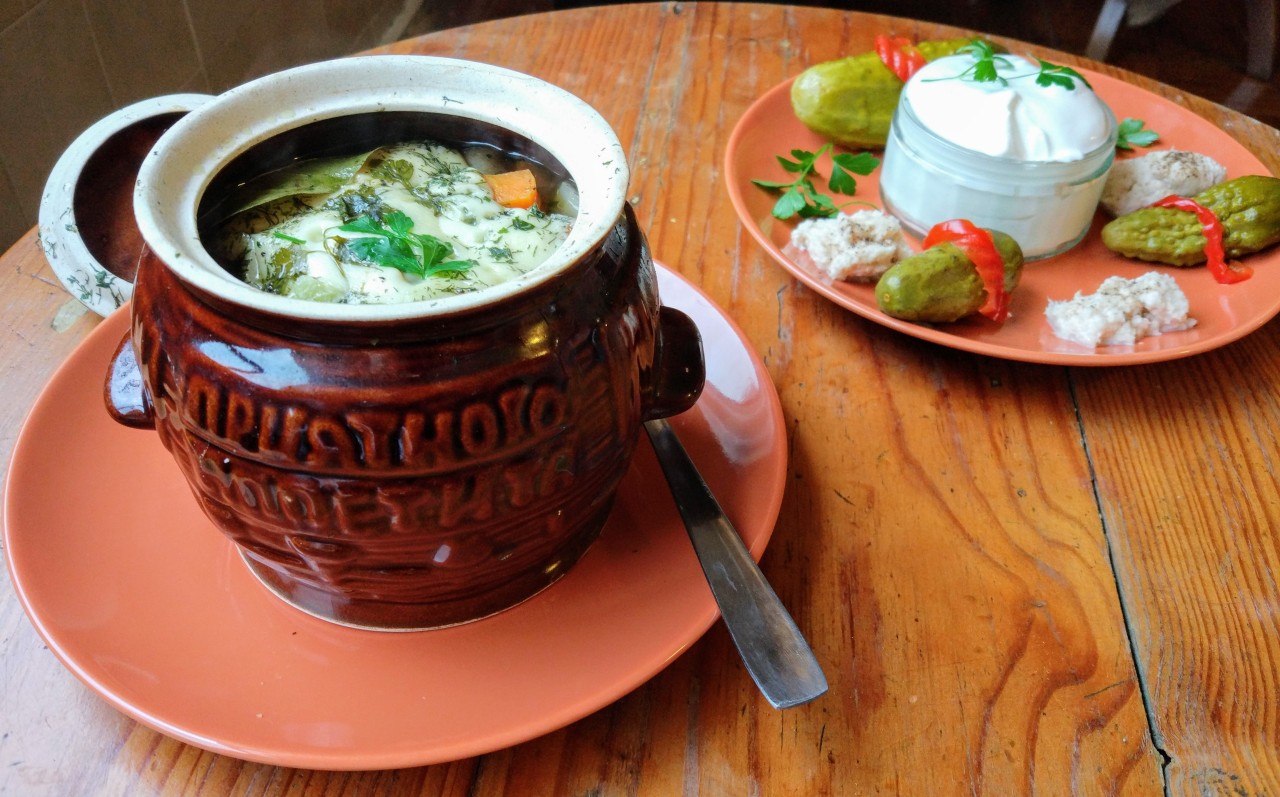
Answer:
39;94;211;317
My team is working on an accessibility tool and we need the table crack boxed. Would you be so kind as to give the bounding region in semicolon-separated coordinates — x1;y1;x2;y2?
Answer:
1067;369;1175;795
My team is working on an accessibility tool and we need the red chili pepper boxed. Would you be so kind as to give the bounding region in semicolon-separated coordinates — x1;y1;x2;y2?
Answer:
923;219;1009;322
1152;195;1252;284
874;34;927;83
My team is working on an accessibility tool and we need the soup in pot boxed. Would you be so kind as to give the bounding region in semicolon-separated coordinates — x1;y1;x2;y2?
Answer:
200;116;579;305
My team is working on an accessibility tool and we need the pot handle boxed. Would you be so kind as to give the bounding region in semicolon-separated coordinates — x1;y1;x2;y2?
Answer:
104;332;156;429
644;306;706;421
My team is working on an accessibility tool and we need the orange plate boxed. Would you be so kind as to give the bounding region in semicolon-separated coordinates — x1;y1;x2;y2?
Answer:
725;71;1280;365
2;264;786;770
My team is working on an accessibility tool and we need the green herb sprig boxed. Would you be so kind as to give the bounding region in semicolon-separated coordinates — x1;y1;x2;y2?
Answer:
751;144;880;220
1116;117;1161;150
1032;59;1092;91
271;231;306;245
335;210;475;277
951;40;1011;84
932;40;1092;91
370;157;415;189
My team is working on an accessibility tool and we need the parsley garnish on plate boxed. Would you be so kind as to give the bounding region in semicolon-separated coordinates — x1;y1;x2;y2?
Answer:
752;144;880;220
1116;118;1161;150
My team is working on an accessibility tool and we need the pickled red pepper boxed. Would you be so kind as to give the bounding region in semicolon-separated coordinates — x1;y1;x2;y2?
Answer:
924;219;1009;321
875;35;927;82
1152;195;1253;284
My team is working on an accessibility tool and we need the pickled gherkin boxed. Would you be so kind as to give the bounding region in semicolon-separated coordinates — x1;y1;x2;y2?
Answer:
1101;175;1280;266
790;38;991;149
876;230;1024;322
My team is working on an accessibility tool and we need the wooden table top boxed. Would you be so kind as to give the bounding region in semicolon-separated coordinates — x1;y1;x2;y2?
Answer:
3;3;1279;794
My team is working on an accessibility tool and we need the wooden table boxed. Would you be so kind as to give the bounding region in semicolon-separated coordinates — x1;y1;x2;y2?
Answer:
3;3;1278;794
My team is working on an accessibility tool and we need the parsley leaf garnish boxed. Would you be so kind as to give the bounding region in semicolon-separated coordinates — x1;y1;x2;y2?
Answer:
371;158;415;188
336;210;475;277
1115;117;1161;150
952;40;1012;84
1034;59;1092;91
928;40;1092;92
325;185;385;222
487;245;515;263
751;144;880;220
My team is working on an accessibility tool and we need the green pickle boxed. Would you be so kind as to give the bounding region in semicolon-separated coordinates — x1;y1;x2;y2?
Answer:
1101;175;1280;266
875;231;1024;323
790;38;988;149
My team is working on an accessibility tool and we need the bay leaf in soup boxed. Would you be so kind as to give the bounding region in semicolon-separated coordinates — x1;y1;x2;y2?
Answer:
216;148;389;222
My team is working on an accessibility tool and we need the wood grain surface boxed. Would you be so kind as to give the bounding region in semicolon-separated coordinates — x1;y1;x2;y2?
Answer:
2;3;1278;795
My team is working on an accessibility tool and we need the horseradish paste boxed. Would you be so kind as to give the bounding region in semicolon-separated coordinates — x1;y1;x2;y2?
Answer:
879;53;1117;259
210;142;576;304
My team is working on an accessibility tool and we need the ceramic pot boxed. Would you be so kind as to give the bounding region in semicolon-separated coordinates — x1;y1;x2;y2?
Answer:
104;56;705;630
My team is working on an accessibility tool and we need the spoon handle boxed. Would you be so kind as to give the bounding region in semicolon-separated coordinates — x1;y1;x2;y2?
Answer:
643;418;828;709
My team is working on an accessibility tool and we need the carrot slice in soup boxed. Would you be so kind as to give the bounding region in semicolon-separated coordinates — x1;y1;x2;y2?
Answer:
483;169;539;209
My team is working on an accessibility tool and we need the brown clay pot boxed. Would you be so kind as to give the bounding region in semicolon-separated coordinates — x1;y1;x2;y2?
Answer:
103;56;705;630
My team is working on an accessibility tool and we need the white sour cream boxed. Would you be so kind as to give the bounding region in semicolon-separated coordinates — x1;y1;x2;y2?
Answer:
905;55;1113;161
878;53;1118;260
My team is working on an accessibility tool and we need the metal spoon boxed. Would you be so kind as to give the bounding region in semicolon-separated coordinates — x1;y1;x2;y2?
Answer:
644;418;828;709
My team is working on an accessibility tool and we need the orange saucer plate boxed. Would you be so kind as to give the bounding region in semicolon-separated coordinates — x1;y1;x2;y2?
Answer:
726;70;1280;365
2;264;786;771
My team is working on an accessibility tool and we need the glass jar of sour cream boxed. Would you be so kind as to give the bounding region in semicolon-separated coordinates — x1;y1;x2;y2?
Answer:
879;54;1117;260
